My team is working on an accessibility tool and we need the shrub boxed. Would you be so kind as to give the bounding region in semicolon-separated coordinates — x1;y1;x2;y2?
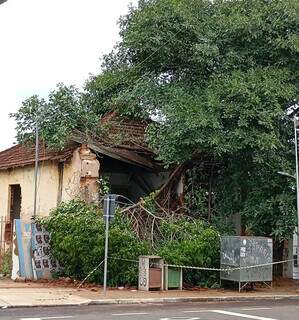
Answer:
157;218;220;287
42;200;220;287
0;249;12;276
41;200;149;286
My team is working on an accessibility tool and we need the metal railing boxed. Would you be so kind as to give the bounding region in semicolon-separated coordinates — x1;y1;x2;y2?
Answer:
0;216;13;268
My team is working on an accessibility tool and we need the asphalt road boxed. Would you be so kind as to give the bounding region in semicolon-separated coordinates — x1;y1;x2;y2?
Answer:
0;300;298;320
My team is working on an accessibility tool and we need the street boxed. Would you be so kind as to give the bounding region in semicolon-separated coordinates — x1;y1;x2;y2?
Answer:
0;300;298;320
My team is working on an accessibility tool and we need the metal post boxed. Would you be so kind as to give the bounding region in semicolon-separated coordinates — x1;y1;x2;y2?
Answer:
294;117;299;271
103;198;110;295
0;216;3;259
33;119;39;219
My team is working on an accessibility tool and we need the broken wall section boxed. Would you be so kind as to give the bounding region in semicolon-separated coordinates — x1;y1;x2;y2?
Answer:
100;156;169;203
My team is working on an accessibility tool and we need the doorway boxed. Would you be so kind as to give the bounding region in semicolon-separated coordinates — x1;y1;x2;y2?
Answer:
9;184;21;221
4;184;21;244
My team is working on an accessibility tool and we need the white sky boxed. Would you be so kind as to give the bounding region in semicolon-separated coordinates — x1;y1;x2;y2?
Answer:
0;0;138;151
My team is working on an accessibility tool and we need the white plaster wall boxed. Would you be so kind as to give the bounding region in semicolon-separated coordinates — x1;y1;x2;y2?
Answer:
0;162;60;222
0;146;100;225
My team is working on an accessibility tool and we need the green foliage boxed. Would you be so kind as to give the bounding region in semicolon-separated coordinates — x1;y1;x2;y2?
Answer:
41;200;149;286
11;84;99;149
0;249;12;276
13;0;299;240
142;192;158;213
157;218;220;287
101;0;298;240
83;67;149;120
98;176;111;197
41;200;220;287
184;165;211;218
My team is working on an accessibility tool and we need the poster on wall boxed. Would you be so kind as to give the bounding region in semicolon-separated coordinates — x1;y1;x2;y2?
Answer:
31;222;61;279
11;219;60;280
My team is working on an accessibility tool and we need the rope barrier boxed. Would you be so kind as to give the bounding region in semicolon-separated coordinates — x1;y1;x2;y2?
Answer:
77;259;105;288
165;258;296;272
108;257;296;273
77;257;296;288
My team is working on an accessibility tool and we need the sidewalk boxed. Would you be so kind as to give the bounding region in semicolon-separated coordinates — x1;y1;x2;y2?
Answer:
0;279;298;308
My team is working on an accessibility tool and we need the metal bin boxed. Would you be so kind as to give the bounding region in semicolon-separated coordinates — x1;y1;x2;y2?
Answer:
164;266;183;290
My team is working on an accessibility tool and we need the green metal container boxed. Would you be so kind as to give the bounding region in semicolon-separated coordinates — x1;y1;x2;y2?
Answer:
167;267;181;288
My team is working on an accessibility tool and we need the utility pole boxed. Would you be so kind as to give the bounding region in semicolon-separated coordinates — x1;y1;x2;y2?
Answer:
33;115;39;219
293;116;299;275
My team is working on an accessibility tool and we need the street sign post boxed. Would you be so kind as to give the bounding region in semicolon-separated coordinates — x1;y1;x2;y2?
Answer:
103;194;116;222
103;194;117;295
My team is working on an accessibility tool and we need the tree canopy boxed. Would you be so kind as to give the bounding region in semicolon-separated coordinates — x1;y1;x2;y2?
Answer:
12;0;299;240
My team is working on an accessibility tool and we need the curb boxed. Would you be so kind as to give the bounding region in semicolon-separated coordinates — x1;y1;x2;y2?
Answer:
88;294;299;305
1;294;299;309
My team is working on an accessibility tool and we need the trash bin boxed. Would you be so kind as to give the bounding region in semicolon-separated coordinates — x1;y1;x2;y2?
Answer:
138;256;164;291
164;266;183;290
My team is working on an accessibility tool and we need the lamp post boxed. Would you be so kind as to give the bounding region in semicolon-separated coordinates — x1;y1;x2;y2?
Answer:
293;117;299;242
279;107;299;279
292;116;299;279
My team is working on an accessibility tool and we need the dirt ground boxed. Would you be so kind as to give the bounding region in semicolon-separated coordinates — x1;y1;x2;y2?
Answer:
0;276;298;297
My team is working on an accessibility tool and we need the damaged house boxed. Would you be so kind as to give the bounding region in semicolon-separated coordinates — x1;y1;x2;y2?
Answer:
0;112;296;280
0;113;184;252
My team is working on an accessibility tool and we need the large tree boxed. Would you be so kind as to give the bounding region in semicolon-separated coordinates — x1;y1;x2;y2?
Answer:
12;0;299;240
93;0;298;240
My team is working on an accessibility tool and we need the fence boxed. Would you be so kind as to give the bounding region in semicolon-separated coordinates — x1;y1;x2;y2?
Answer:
0;216;13;268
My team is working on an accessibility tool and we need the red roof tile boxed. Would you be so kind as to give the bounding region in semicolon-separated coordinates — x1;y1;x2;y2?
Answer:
99;112;151;152
0;113;157;171
0;143;76;171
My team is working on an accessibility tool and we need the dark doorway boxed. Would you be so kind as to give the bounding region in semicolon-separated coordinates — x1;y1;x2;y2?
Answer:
9;184;21;220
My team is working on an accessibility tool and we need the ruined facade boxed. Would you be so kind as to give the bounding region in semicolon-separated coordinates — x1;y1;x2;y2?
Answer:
0;113;170;252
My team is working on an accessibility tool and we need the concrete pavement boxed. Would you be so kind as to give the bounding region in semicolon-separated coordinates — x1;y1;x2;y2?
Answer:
0;285;298;309
0;278;298;309
0;300;298;319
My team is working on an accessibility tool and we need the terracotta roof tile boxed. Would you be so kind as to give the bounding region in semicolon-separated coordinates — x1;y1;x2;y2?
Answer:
100;112;151;152
0;113;156;171
0;143;76;171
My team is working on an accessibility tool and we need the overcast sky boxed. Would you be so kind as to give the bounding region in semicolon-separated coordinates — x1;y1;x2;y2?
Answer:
0;0;138;151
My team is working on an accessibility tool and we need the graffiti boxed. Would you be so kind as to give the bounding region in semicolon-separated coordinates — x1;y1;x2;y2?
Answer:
139;257;148;289
32;223;60;276
11;219;60;280
220;236;273;285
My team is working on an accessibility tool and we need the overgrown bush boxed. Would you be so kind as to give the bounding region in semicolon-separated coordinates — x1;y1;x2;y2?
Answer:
41;200;149;286
156;218;220;287
42;200;220;287
0;249;12;276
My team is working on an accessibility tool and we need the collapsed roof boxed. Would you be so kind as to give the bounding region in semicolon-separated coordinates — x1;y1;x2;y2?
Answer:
0;113;158;171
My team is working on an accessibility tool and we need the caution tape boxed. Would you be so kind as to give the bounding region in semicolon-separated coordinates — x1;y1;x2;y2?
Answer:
165;258;296;272
108;257;296;272
77;257;296;288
